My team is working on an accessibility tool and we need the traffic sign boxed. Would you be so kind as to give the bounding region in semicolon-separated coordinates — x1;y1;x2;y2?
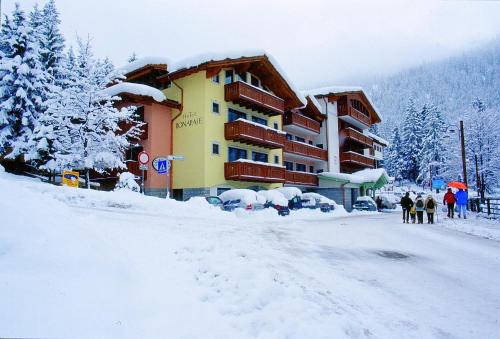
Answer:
167;155;185;161
139;164;148;170
152;157;170;174
138;151;150;165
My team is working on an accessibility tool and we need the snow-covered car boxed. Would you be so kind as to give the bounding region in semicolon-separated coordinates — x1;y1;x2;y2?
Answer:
219;189;266;211
376;195;397;209
353;196;377;211
276;187;303;210
205;196;235;211
301;192;336;213
257;190;290;216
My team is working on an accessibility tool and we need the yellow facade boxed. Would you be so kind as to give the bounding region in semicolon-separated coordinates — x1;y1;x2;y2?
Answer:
165;69;284;194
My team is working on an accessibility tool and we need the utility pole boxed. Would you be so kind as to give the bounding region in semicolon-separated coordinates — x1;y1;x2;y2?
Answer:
459;120;468;187
474;155;480;197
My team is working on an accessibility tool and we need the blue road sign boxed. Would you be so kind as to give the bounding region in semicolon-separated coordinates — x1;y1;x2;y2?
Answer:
157;159;169;174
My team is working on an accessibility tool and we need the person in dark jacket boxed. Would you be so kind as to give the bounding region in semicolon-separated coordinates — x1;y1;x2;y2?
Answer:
414;194;425;224
455;188;468;219
400;192;414;223
443;188;456;218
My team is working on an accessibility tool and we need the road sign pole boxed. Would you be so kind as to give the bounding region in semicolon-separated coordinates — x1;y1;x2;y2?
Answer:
141;169;145;195
166;160;170;199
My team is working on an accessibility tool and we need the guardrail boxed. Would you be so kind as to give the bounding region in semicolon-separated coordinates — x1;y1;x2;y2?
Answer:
468;197;500;217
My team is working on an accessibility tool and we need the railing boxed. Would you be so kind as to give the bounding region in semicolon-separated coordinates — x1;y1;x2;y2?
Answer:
469;197;500;217
224;120;285;149
284;140;328;161
340;152;375;167
225;81;285;116
338;104;371;126
342;128;373;147
283;111;321;134
285;171;318;186
224;161;285;183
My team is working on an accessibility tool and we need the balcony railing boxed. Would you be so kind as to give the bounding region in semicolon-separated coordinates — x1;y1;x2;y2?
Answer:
224;161;285;183
284;140;328;161
285;171;318;186
225;81;285;116
283;111;320;134
340;152;375;168
225;119;285;149
338;104;371;127
341;128;373;148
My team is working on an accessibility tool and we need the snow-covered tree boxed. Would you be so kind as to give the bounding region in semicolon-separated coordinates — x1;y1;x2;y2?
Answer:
0;4;50;157
128;52;138;63
40;0;65;83
385;126;404;182
399;99;421;181
40;37;143;187
418;104;447;183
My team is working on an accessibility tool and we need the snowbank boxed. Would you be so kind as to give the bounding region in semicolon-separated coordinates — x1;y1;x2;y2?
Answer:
0;164;4;173
103;83;167;102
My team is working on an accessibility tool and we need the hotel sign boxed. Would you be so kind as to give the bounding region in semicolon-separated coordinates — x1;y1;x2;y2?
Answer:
175;112;202;129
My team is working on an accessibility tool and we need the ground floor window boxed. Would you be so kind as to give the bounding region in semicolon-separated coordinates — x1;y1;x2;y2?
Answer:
252;151;268;163
228;147;247;162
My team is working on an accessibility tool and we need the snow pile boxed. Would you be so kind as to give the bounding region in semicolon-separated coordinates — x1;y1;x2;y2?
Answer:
439;215;500;241
258;190;288;206
302;192;337;206
219;189;266;205
114;172;140;193
102;83;167;102
0;164;4;173
118;56;170;76
276;187;302;199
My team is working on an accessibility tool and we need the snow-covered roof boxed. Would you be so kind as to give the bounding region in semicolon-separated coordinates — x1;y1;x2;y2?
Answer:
319;168;391;187
306;94;323;113
118;56;171;76
169;50;307;107
365;132;389;146
103;83;167;103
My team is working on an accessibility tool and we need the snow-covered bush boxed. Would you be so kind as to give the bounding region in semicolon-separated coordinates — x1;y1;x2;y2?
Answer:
114;172;140;193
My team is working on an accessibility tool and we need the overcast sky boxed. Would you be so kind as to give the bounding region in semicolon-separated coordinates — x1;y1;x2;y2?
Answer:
3;0;500;88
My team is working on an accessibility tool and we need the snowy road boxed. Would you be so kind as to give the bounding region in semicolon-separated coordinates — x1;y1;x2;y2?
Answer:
1;175;500;338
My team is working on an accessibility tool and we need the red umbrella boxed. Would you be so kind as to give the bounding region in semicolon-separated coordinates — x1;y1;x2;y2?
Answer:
447;181;467;190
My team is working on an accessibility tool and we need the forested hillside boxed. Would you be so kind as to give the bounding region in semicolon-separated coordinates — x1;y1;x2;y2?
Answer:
365;38;500;138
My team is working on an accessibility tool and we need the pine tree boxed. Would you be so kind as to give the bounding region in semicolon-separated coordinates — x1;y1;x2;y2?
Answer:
44;37;143;187
399;98;421;181
128;52;138;63
0;4;50;157
386;126;404;182
40;0;65;83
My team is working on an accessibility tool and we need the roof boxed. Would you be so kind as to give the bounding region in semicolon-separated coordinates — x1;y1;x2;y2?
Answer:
103;83;180;108
302;86;382;124
319;168;391;189
164;50;307;109
366;131;389;146
118;57;170;78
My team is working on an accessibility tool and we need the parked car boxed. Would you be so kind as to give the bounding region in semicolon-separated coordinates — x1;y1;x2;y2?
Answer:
353;196;377;211
205;196;235;211
301;192;336;213
276;187;303;210
258;190;290;216
219;189;265;211
376;194;397;209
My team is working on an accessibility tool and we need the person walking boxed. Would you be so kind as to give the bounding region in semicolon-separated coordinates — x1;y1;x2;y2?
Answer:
424;194;437;224
415;194;425;224
455;188;468;219
410;205;417;224
443;188;456;218
400;192;413;223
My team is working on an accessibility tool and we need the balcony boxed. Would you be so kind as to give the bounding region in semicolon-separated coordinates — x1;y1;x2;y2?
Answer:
224;161;285;183
341;128;373;148
225;81;285;116
283;111;320;134
340;152;375;168
285;171;318;186
225;119;285;149
338;104;371;128
284;140;328;161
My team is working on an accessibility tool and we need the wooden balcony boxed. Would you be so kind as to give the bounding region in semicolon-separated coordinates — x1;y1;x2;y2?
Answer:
225;161;285;183
284;140;328;161
285;171;318;186
283;111;320;134
338;104;371;127
225;81;285;116
340;152;375;168
225;119;285;149
341;128;373;148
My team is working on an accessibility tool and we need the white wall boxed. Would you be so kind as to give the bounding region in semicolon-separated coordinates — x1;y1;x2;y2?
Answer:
318;98;340;173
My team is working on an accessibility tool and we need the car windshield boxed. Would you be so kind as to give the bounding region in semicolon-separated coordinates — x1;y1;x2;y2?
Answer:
206;197;220;204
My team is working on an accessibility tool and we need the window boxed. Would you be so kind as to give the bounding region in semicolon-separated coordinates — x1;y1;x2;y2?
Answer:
212;101;220;114
225;70;234;84
251;74;260;87
286;134;293;141
212;74;220;84
285;161;293;171
309;166;314;173
295;136;305;143
273;122;279;130
274;155;280;164
238;72;247;82
228;147;247;162
296;163;306;172
308;140;313;145
252;151;268;163
212;142;220;156
127;145;143;161
228;108;247;122
251;116;267;126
